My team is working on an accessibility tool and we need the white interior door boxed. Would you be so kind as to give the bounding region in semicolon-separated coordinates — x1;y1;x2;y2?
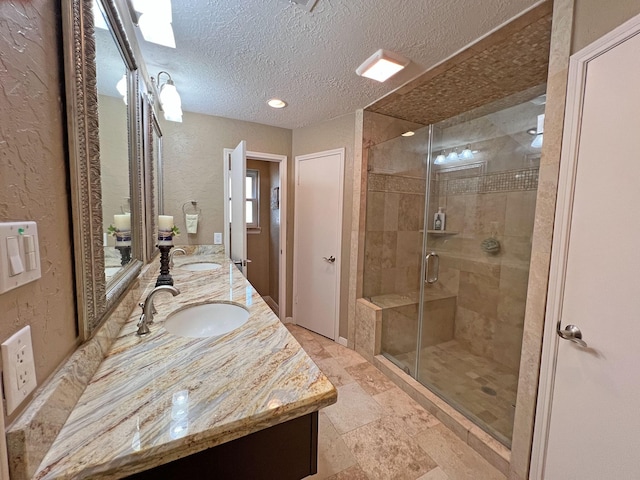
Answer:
533;21;640;479
230;140;247;275
293;149;344;340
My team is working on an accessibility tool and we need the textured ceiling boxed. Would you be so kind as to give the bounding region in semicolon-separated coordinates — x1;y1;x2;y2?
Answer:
129;0;543;129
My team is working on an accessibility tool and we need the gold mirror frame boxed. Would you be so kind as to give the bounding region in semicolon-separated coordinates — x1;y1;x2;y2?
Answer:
61;0;144;339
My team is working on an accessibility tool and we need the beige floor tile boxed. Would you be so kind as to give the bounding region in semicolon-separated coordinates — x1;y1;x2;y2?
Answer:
306;412;357;479
342;416;438;480
323;382;386;434
344;361;397;396
417;466;449;479
413;424;506;480
325;465;369;479
373;387;440;437
301;339;334;362
324;343;369;368
315;357;356;387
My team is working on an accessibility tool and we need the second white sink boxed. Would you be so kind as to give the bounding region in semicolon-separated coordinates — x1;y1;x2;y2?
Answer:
164;302;249;338
179;262;222;271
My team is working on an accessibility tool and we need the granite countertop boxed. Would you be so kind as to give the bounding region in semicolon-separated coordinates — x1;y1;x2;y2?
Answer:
34;252;337;479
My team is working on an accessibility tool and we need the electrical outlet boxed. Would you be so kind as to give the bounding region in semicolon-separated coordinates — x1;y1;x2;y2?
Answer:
1;325;37;415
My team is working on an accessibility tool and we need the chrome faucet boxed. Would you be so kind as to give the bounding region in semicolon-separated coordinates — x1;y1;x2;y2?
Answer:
169;248;186;268
137;285;180;336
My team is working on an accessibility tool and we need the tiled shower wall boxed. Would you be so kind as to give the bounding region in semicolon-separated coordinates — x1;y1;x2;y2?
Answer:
428;168;538;371
364;164;538;372
363;173;426;299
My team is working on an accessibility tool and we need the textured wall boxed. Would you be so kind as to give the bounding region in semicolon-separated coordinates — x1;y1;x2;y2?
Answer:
572;0;640;52
160;111;291;245
0;0;79;421
292;113;356;338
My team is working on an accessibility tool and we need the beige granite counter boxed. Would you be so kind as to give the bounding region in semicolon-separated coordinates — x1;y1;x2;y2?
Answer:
33;251;336;479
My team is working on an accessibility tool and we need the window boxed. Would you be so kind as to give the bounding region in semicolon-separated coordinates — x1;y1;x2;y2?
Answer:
246;169;259;228
229;169;260;229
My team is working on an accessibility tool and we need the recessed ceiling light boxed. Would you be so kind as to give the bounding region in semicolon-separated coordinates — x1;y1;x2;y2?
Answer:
356;49;409;82
268;98;287;109
401;131;415;137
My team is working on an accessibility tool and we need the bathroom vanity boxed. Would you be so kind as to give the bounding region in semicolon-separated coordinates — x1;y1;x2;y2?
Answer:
32;248;336;479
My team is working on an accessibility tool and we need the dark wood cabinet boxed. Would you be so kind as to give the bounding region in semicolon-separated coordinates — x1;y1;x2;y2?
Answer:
126;412;318;480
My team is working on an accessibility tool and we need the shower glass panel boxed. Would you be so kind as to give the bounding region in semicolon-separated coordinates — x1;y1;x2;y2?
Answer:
365;91;544;448
418;96;543;447
363;125;430;376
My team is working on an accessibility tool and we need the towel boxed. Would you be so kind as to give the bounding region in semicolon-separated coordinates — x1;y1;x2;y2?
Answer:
185;214;199;234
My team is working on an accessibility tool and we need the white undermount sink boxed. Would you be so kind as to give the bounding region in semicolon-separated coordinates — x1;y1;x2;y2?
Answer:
179;262;222;271
164;302;249;338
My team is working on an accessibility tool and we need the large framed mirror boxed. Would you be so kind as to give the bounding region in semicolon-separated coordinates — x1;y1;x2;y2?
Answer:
61;0;144;339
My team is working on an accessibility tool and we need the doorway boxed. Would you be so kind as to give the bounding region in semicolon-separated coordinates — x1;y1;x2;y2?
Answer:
245;159;281;315
223;146;287;322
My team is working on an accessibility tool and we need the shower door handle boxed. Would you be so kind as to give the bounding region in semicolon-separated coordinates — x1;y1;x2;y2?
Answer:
557;324;587;347
425;252;439;284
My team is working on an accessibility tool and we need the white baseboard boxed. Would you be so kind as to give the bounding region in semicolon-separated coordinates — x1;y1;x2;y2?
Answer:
337;336;348;347
284;316;294;324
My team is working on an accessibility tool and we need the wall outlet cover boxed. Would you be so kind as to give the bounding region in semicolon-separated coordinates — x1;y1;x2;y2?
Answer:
1;325;37;415
214;232;222;245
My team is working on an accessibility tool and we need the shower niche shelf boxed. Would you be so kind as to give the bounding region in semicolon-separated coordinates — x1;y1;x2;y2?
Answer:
424;230;459;235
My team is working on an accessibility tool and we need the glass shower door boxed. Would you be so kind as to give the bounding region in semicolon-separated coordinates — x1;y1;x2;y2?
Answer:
416;98;543;447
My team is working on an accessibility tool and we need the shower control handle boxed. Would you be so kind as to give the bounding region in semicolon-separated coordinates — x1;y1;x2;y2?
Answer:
557;324;587;347
425;252;439;284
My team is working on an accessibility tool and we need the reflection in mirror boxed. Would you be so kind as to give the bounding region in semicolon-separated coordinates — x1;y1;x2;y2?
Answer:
95;3;132;283
62;0;143;339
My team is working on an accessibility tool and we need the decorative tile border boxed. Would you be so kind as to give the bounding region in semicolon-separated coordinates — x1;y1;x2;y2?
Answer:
368;173;426;195
439;167;539;196
368;168;539;197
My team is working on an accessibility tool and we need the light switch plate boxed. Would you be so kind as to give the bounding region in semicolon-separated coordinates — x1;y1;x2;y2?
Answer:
1;326;37;415
214;232;222;245
0;221;41;294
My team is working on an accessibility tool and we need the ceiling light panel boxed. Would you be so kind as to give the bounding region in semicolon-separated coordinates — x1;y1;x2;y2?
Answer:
356;49;409;83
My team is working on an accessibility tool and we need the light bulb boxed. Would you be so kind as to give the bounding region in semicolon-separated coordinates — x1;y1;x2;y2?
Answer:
434;151;446;165
460;145;474;160
446;150;459;162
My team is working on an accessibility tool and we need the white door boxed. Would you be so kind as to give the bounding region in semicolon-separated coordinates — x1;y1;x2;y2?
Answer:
533;20;640;479
230;141;247;275
293;149;344;340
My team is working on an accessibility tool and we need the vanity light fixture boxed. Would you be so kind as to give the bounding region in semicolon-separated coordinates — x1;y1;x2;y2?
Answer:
460;145;474;160
446;150;460;162
401;131;415;137
356;49;409;82
156;71;183;122
267;98;287;109
116;74;128;104
434;151;446;165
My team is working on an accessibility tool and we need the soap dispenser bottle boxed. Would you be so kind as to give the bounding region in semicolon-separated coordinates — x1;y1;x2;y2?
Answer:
433;207;446;231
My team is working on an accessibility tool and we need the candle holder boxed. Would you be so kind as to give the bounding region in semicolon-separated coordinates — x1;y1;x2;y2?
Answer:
156;244;174;286
156;228;175;286
114;230;132;266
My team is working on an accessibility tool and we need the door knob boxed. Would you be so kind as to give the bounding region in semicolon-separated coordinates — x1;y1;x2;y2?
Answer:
557;324;587;347
323;256;336;263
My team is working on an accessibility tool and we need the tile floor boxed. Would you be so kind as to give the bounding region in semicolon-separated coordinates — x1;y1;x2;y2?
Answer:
286;324;506;480
395;340;518;444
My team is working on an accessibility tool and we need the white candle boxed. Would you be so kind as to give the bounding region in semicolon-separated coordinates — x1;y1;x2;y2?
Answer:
114;213;131;231
158;215;173;230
